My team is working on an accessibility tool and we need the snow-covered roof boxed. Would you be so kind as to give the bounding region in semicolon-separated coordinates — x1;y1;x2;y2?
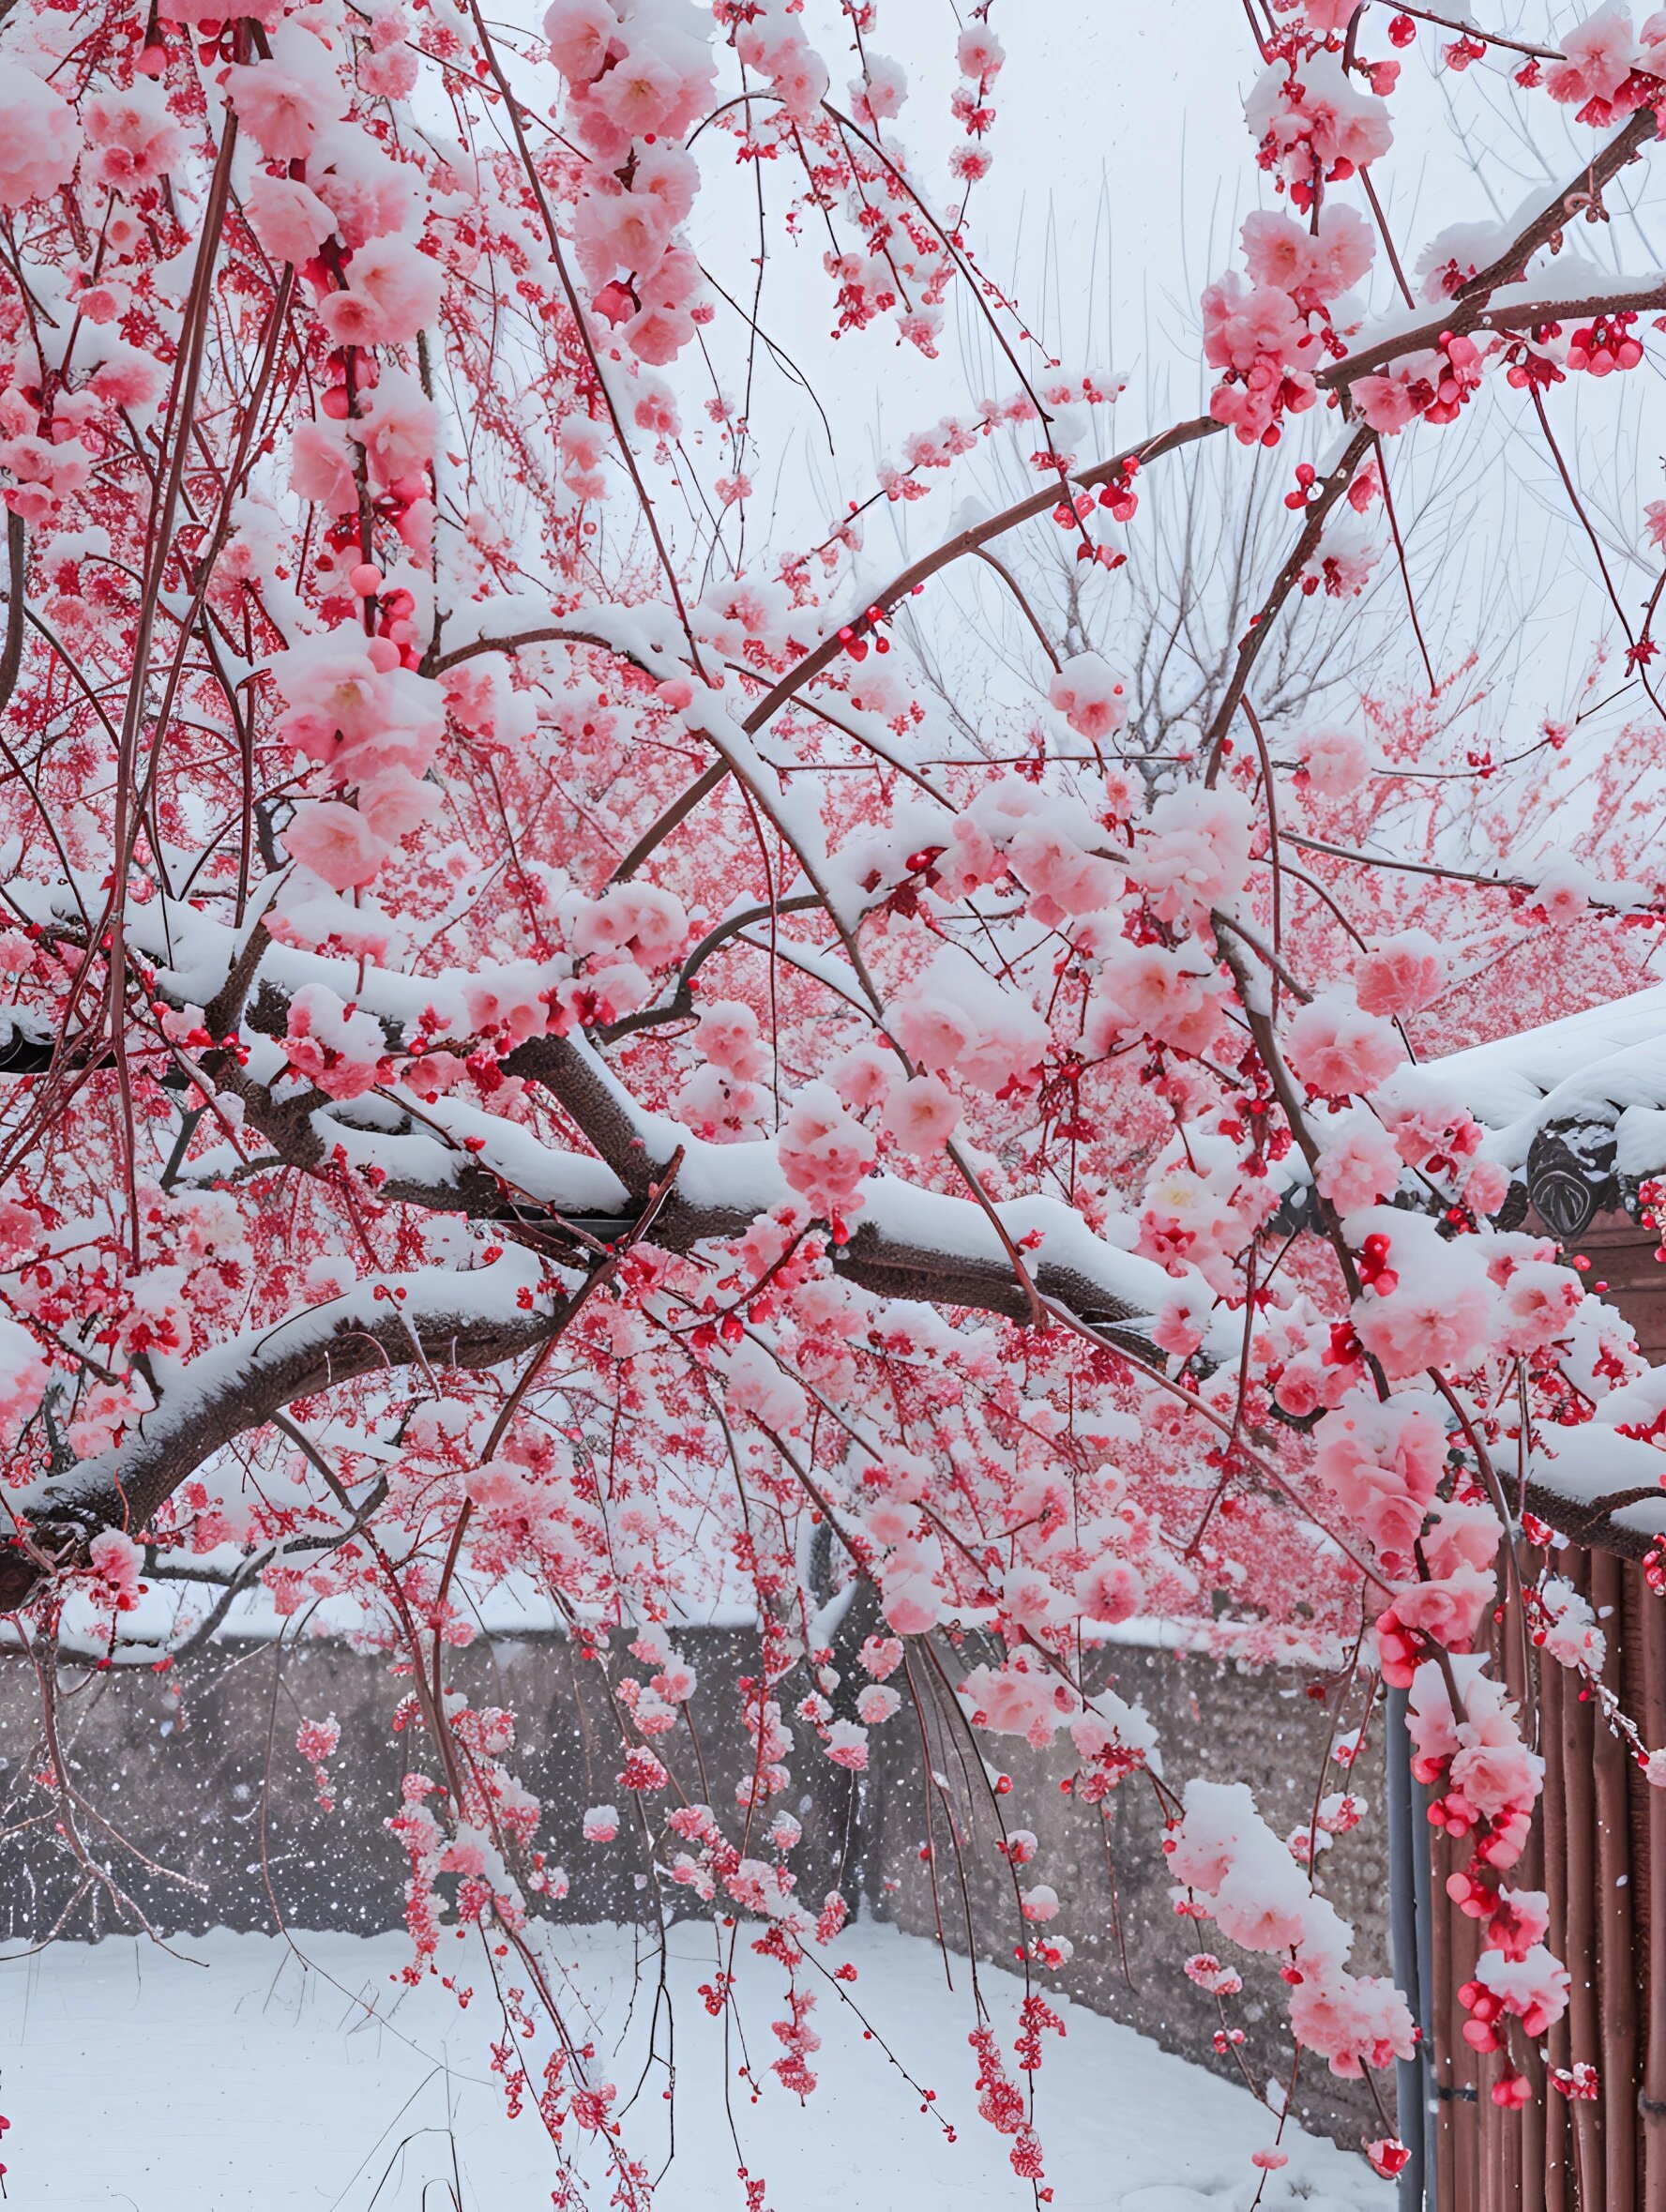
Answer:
1432;981;1666;1130
1431;980;1666;1183
1428;988;1666;1555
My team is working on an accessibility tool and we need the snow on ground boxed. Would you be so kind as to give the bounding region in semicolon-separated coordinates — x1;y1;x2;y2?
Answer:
0;1922;1388;2210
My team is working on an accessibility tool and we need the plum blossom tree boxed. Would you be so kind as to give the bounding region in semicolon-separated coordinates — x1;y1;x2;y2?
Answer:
7;0;1666;2196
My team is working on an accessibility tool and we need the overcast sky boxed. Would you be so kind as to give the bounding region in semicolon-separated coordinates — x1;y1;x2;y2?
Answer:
526;0;1666;891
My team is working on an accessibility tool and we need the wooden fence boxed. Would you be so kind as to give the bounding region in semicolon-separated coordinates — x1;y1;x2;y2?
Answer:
1420;1544;1666;2210
1390;1199;1666;2205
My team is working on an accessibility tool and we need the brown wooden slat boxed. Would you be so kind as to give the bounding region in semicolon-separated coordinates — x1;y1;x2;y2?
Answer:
1563;1566;1606;2204
1542;1656;1571;2212
1593;1549;1639;2210
1434;1798;1461;2212
1628;1583;1655;2203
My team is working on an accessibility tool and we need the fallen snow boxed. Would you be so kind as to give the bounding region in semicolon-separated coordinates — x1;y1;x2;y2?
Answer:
0;1922;1388;2210
1429;977;1666;1134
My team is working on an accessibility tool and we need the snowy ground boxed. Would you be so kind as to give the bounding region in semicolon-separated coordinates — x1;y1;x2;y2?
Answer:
0;1922;1389;2210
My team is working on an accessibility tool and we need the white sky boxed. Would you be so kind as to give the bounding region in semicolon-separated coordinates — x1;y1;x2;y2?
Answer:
665;0;1666;783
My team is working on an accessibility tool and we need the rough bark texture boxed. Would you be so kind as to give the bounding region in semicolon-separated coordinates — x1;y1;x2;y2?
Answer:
0;1293;566;1609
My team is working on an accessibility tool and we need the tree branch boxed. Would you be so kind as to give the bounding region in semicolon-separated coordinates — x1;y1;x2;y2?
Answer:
0;1255;569;1609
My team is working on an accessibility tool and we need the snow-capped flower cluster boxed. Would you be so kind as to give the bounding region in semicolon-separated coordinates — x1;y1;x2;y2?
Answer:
548;0;715;364
1247;51;1393;209
948;19;1004;185
1204;201;1371;445
1168;1780;1416;2079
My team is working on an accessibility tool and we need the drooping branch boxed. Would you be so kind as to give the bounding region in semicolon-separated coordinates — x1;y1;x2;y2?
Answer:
0;1252;571;1609
0;979;1187;1617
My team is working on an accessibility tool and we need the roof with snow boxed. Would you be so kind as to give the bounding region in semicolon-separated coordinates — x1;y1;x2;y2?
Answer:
1428;981;1666;1244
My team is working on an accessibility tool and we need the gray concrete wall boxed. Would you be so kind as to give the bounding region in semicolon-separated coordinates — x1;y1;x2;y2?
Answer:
0;1627;1388;2147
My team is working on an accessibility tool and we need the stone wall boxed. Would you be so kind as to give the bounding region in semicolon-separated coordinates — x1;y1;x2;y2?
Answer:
862;1635;1389;2148
0;1626;1387;2147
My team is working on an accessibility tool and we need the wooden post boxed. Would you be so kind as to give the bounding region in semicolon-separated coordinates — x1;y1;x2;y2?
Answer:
1452;1834;1482;2212
1413;1769;1443;2205
1499;1581;1529;2212
1542;1653;1571;2212
1592;1548;1638;2212
1563;1578;1606;2204
1433;1802;1461;2212
1641;1573;1666;2211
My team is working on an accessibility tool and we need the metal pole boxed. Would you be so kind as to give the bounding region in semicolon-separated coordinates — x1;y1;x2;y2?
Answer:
1388;1682;1431;2208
